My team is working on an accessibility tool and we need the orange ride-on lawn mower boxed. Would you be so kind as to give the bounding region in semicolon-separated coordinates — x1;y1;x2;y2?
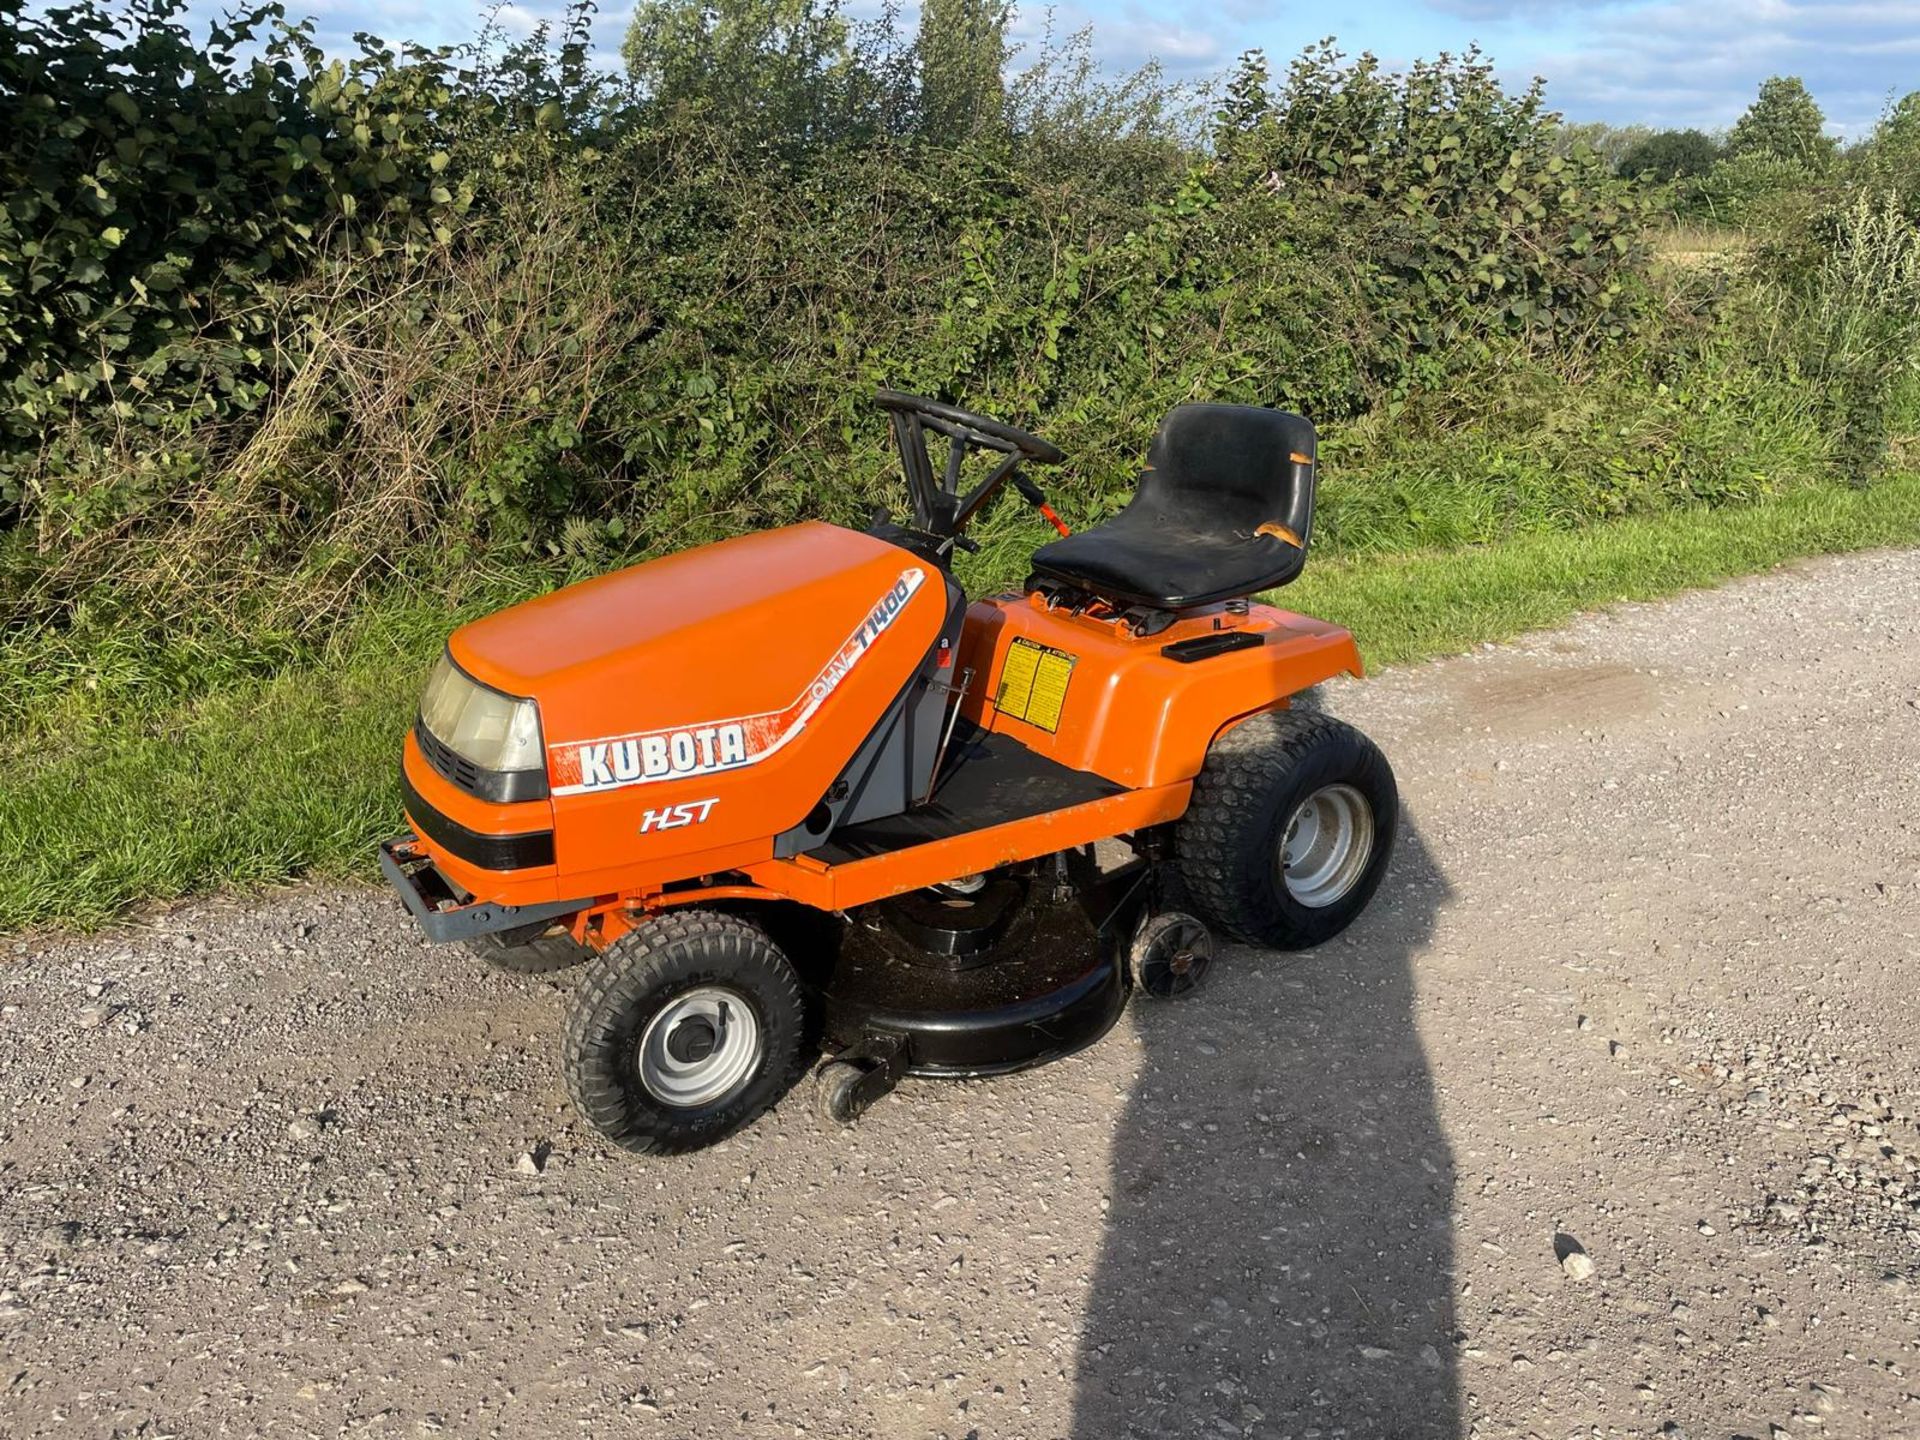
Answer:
381;393;1398;1154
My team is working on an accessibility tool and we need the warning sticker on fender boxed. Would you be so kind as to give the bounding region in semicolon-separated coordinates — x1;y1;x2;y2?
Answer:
994;638;1075;733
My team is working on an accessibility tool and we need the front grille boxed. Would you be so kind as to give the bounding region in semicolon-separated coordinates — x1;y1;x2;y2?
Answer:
400;765;555;871
412;719;551;804
416;721;484;793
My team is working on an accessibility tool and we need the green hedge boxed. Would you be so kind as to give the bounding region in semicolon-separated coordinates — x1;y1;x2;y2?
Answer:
1;6;1654;632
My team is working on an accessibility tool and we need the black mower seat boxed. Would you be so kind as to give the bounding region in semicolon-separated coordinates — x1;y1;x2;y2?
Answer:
1028;404;1317;611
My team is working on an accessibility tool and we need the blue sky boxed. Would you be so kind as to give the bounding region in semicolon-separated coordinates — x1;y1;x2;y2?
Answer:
265;0;1918;136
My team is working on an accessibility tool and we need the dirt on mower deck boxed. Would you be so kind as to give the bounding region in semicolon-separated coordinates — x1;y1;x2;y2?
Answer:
4;549;1920;1440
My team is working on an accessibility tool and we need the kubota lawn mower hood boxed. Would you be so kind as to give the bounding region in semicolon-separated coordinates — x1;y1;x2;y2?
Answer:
447;520;948;823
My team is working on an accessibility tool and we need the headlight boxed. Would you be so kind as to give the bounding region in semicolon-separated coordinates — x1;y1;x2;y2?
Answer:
418;653;544;775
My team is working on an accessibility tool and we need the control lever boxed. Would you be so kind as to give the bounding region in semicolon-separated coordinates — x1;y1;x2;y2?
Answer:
1009;472;1071;537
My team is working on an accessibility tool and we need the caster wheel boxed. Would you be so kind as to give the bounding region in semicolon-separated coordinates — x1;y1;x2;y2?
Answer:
815;1060;865;1125
1130;911;1213;998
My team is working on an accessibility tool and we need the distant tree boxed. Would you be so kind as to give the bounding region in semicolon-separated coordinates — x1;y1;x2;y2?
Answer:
1726;76;1836;168
622;0;861;145
1556;120;1651;173
914;0;1008;143
1617;128;1722;181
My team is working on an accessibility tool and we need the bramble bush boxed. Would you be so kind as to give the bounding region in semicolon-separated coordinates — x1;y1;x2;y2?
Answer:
0;0;487;501
1210;45;1650;364
0;0;1913;702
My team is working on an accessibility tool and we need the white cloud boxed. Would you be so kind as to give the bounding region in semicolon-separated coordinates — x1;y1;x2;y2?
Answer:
1511;0;1920;132
492;4;545;36
1007;1;1233;73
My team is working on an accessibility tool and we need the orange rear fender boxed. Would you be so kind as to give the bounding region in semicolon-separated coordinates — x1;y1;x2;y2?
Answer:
956;594;1361;790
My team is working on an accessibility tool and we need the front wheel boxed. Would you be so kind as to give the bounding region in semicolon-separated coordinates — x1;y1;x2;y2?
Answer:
1174;709;1397;950
563;910;807;1155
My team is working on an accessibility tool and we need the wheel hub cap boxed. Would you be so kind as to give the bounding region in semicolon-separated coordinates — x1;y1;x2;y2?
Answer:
637;988;761;1108
666;1017;717;1063
1279;783;1375;908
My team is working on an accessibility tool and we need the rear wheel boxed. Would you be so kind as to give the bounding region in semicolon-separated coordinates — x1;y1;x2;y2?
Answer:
1175;709;1397;950
563;911;807;1155
466;921;590;975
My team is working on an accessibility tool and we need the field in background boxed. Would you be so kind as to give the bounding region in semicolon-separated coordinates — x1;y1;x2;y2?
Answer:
1647;223;1750;269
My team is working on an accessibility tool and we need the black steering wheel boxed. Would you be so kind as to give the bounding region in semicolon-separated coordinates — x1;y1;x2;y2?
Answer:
875;390;1066;465
874;390;1068;547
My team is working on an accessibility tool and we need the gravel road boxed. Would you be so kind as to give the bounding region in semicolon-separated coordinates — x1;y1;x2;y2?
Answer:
5;549;1920;1440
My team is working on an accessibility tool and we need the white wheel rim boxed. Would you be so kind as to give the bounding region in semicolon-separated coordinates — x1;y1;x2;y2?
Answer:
1279;784;1375;908
636;987;761;1108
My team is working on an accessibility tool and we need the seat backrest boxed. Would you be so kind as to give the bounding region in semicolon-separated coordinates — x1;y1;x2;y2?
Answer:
1137;403;1316;544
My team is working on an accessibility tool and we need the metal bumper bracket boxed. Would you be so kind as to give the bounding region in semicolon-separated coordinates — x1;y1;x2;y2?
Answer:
379;835;584;944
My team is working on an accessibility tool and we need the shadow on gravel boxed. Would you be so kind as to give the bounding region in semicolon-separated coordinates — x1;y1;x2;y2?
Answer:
1072;819;1458;1439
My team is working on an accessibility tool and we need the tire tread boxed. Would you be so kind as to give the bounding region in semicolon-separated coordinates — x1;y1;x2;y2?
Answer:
562;910;805;1155
1175;708;1396;949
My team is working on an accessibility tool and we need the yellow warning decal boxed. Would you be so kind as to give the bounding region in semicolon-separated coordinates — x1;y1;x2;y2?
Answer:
994;638;1076;733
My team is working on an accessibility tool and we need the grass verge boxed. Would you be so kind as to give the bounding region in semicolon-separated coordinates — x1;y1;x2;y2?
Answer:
1285;473;1920;665
6;474;1919;934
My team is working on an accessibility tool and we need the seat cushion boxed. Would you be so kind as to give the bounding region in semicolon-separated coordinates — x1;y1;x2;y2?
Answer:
1029;500;1302;611
1027;403;1315;611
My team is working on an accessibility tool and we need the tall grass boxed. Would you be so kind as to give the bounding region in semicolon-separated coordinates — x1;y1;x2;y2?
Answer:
1759;191;1920;484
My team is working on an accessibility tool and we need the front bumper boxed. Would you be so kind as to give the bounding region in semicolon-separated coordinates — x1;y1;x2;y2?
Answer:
399;761;555;871
379;834;583;944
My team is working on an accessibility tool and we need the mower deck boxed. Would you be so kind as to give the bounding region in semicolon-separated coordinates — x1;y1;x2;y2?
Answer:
809;732;1145;1084
819;853;1149;1081
823;940;1126;1079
